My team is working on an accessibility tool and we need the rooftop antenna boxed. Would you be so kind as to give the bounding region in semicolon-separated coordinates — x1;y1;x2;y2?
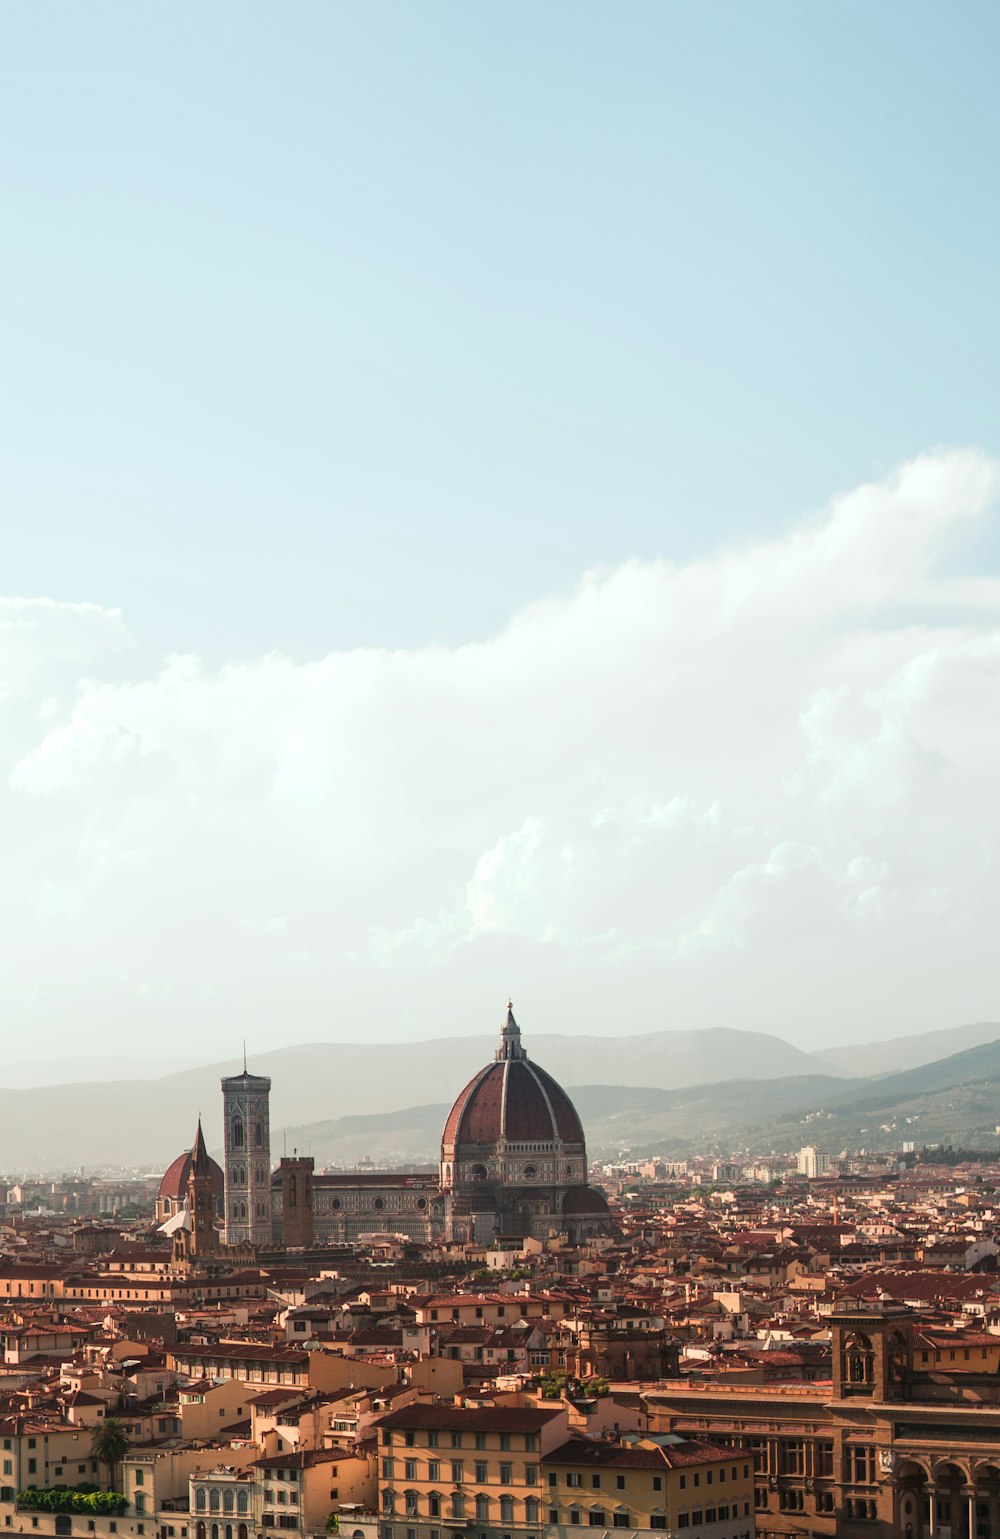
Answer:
242;1039;247;1073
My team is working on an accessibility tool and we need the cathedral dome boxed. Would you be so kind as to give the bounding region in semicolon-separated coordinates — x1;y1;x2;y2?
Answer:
440;1006;588;1193
443;1056;584;1147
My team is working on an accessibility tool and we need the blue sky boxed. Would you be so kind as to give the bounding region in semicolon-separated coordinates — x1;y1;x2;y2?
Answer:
2;4;1000;1069
4;2;998;662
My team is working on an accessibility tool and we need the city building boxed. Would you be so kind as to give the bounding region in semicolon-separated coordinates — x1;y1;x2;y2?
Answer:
796;1146;830;1179
544;1433;754;1539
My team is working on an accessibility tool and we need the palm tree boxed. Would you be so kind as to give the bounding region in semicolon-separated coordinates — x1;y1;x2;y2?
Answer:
90;1417;133;1492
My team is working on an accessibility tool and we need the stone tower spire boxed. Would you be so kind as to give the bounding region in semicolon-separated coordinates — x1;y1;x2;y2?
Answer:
188;1117;218;1256
495;1001;527;1062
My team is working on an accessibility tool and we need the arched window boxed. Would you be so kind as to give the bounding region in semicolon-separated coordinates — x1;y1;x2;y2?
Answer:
405;1492;418;1518
843;1331;875;1386
254;1122;263;1146
233;1120;244;1148
195;1491;207;1513
237;1492;249;1514
211;1525;219;1539
210;1491;220;1512
525;1498;539;1524
223;1491;234;1513
196;1524;206;1539
382;1491;395;1515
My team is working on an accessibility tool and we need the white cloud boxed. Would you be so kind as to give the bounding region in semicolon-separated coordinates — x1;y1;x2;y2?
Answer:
4;449;1000;1053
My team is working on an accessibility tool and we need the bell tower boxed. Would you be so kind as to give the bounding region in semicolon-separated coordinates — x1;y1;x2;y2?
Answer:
279;1155;315;1248
221;1064;272;1247
829;1301;912;1400
188;1118;219;1256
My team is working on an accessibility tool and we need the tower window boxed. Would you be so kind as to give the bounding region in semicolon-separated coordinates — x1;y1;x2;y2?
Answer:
254;1123;264;1147
233;1121;244;1148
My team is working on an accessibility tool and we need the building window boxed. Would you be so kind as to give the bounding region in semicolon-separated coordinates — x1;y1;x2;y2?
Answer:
588;1511;605;1527
500;1464;512;1485
780;1441;805;1476
566;1474;582;1489
847;1446;876;1484
475;1464;488;1485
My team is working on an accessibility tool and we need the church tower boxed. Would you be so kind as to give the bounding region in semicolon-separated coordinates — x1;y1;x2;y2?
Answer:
221;1065;272;1247
188;1118;219;1256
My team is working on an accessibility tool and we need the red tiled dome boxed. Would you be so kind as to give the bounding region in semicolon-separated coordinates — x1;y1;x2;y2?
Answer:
442;1009;585;1150
158;1148;224;1201
562;1184;610;1215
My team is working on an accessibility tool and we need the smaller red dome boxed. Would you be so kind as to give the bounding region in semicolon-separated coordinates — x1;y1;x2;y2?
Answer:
158;1149;224;1201
562;1185;610;1216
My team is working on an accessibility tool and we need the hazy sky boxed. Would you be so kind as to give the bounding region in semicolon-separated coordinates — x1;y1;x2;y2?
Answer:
3;4;999;1065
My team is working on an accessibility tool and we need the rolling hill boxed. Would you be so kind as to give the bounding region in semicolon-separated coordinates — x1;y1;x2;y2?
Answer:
4;1027;1000;1172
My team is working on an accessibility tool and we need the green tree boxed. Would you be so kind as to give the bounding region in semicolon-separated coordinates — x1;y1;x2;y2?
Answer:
90;1418;133;1492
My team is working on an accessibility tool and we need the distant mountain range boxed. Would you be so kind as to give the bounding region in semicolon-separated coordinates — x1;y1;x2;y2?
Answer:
280;1038;1000;1166
2;1019;998;1171
810;1020;1000;1078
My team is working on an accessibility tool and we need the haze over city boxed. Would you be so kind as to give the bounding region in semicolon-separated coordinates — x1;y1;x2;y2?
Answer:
3;4;1000;1068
